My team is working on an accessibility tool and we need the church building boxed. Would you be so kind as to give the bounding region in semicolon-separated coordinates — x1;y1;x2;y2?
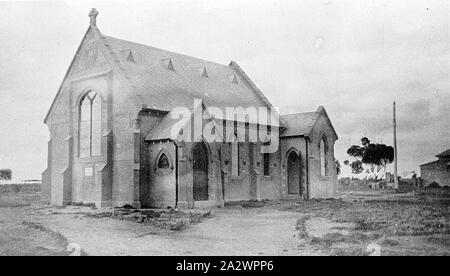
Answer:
42;9;338;208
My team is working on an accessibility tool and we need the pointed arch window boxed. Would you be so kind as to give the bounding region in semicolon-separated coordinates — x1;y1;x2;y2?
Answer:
231;133;240;176
263;153;270;176
320;137;328;176
158;153;170;169
79;91;101;158
155;150;173;175
262;141;271;176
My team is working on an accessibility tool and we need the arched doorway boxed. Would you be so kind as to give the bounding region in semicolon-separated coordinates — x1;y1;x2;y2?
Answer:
287;151;302;195
193;142;209;201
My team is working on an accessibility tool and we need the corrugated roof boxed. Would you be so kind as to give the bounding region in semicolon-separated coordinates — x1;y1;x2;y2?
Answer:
103;36;270;111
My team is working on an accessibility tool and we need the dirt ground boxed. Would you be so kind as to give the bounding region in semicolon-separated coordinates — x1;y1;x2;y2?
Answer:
0;187;449;256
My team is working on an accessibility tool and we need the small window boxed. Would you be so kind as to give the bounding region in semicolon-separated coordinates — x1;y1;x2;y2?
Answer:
199;67;208;78
155;151;173;175
158;153;170;169
231;134;240;176
120;49;135;63
263;153;270;176
162;58;175;71
228;74;238;84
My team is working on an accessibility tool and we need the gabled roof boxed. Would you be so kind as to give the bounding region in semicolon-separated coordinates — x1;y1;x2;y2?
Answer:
280;112;319;138
280;106;338;139
101;35;272;111
44;21;283;124
44;25;101;124
437;149;450;158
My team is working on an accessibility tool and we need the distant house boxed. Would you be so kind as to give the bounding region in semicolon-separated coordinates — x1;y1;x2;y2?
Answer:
420;149;450;187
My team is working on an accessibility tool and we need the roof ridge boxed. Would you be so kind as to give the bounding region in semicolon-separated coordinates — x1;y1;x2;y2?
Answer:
281;111;318;116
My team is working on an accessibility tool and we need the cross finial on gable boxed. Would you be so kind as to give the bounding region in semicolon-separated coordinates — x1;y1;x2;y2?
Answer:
89;8;99;27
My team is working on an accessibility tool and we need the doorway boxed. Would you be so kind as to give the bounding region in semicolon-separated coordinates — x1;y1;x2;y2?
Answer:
287;151;302;195
193;142;209;201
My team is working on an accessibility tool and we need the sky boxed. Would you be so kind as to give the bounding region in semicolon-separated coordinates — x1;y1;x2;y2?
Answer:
0;0;448;180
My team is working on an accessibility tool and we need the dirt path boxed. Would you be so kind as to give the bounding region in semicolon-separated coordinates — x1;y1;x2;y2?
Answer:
32;207;318;256
0;204;359;256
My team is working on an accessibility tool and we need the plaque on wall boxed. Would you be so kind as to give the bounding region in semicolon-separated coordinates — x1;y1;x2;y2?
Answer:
84;167;94;177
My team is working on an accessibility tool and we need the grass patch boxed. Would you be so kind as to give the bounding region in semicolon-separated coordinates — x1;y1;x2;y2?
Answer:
0;199;30;208
293;188;450;255
314;189;449;237
330;246;366;256
0;221;72;256
21;221;70;248
295;214;312;239
426;235;450;247
382;238;400;246
309;232;372;248
0;192;41;208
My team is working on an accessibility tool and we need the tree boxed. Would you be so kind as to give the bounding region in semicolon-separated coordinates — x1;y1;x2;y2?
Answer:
347;145;364;159
346;137;394;175
0;169;12;181
362;143;394;172
361;137;370;147
350;160;364;174
335;160;341;176
346;140;365;175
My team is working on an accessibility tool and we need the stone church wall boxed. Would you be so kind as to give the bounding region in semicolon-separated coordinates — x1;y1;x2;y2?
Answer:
70;72;112;206
279;137;308;199
308;113;337;199
42;26;338;209
145;142;177;208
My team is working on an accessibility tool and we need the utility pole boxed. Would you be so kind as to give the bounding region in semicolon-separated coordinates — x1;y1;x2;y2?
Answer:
393;101;399;191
